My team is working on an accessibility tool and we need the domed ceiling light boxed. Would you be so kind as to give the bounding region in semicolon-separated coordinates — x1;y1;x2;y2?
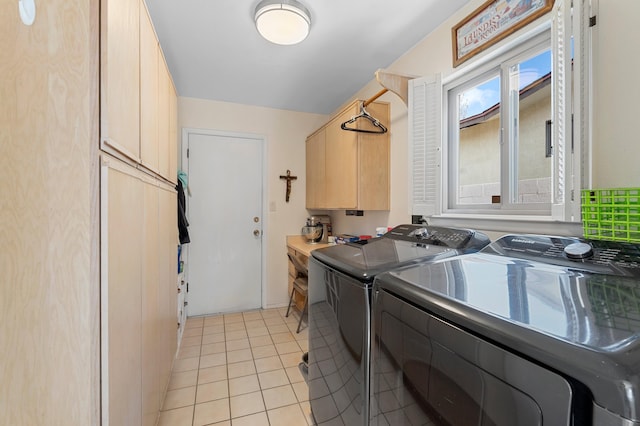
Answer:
254;0;311;45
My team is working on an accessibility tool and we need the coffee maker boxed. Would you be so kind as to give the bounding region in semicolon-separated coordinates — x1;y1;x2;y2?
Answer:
301;215;332;244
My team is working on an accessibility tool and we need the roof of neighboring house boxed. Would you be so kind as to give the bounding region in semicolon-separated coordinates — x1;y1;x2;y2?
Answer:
460;71;551;129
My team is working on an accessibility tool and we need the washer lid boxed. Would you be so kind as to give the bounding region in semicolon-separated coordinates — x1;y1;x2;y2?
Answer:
383;253;640;351
312;237;456;281
311;224;490;281
376;251;640;422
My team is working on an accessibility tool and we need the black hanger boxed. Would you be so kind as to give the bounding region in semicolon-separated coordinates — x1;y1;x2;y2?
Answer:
340;102;388;134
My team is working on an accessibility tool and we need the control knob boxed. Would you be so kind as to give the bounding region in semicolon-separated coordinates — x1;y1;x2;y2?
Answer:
414;227;429;239
564;242;593;260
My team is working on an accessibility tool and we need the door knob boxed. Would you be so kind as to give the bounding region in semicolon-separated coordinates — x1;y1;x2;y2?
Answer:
254;229;261;237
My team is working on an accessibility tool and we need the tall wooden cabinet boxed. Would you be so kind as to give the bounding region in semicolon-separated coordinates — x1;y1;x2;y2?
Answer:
101;0;140;160
140;4;159;173
306;100;390;210
103;163;144;426
102;0;177;185
100;0;179;424
101;160;177;426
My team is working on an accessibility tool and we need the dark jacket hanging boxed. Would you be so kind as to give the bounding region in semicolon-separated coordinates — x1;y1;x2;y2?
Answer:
176;180;190;244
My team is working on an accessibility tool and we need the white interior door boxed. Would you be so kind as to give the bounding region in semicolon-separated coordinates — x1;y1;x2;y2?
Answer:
186;130;264;316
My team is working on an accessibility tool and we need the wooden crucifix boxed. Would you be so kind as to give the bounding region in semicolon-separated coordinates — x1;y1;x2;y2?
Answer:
279;169;297;202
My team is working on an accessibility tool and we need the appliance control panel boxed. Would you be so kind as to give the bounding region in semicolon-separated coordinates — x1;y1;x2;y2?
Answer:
384;224;490;252
485;234;640;276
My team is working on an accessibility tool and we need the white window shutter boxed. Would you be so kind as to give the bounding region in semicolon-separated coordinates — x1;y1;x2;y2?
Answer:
409;74;442;216
551;0;590;222
551;0;569;220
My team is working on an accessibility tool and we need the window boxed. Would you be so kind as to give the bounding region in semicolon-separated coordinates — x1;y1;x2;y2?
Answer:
409;0;590;225
446;37;552;214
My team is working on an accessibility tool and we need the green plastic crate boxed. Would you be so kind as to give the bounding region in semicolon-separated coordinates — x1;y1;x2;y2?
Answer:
581;188;640;243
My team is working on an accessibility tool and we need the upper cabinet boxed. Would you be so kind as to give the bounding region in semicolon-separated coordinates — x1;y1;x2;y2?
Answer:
157;58;171;180
305;127;326;209
102;0;177;184
168;80;178;182
140;4;159;172
306;100;390;210
101;0;140;160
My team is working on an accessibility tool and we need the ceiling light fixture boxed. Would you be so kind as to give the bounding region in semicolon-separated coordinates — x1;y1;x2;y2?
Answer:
254;0;311;45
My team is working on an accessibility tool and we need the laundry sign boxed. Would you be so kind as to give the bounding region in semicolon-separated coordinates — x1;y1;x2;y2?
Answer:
452;0;554;67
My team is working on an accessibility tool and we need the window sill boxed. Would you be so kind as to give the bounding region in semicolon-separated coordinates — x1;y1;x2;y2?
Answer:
428;213;583;239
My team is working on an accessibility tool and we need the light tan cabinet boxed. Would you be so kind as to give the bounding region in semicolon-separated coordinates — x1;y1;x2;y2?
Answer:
105;164;144;426
141;177;161;426
140;4;160;173
102;158;178;426
158;58;171;179
100;1;179;424
305;100;390;210
103;0;177;184
169;81;178;184
305;128;326;209
158;184;178;404
101;0;140;160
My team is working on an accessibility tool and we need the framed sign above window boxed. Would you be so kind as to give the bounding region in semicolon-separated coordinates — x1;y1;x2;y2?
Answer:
452;0;554;67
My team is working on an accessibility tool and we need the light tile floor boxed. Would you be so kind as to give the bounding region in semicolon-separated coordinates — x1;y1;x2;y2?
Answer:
159;307;314;426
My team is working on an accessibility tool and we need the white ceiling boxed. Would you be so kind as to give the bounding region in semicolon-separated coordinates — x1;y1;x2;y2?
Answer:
146;0;471;115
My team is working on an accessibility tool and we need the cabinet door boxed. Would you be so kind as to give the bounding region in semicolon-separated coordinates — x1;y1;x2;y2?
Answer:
168;81;178;184
158;185;178;391
358;101;390;210
140;5;159;173
158;58;171;180
325;107;358;209
101;0;140;160
105;165;143;426
306;128;326;209
142;182;160;426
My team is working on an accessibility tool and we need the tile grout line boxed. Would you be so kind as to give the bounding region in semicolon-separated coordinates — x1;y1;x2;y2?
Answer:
191;320;204;426
170;310;310;426
250;314;272;426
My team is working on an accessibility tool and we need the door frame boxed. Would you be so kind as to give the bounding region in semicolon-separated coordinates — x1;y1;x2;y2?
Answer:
181;127;268;311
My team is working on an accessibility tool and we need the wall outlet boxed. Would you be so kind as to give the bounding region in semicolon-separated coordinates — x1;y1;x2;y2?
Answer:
411;215;426;224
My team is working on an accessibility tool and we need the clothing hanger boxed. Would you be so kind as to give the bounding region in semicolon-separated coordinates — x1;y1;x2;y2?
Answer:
339;69;414;134
340;100;388;134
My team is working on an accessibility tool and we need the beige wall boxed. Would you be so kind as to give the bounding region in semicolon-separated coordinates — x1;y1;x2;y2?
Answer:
178;97;327;308
591;0;640;188
457;86;552;202
0;0;99;424
335;0;640;235
318;82;411;237
459;116;501;186
330;1;479;236
178;0;640;308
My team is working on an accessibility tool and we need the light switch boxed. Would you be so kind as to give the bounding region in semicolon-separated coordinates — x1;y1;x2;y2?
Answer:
269;201;277;212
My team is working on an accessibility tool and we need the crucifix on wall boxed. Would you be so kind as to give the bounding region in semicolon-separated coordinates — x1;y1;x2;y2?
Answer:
279;169;297;202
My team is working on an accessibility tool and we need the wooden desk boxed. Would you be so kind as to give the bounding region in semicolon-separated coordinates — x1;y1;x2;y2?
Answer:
286;236;331;309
